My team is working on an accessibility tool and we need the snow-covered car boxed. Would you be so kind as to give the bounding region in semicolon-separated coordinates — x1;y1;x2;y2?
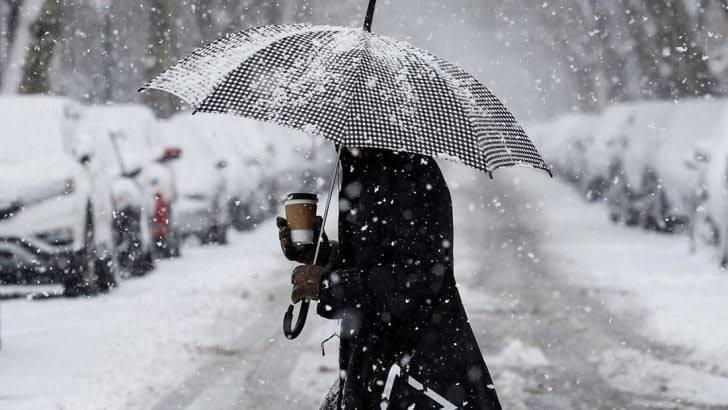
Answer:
161;116;231;244
642;100;726;233
582;104;637;204
190;115;285;231
528;113;598;194
144;146;183;257
260;122;333;211
599;103;669;228
702;103;728;265
84;105;182;263
183;114;254;232
604;100;726;233
0;96;118;295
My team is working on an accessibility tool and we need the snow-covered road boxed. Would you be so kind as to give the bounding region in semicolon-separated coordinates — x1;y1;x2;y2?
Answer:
452;169;728;409
1;169;728;409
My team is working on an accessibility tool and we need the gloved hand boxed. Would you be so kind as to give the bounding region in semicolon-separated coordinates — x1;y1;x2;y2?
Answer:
276;216;332;266
291;264;324;303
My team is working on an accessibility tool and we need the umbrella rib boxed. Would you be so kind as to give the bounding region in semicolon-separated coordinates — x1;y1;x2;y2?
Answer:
417;51;550;177
340;42;370;145
410;50;495;171
394;41;486;170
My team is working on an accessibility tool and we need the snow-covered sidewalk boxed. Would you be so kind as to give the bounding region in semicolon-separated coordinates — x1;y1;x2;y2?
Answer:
0;226;287;409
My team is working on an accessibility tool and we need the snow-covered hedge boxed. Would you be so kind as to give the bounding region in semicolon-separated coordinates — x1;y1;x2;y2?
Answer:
528;98;728;265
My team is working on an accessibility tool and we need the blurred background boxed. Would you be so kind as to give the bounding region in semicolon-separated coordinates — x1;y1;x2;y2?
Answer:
4;0;727;117
1;1;728;409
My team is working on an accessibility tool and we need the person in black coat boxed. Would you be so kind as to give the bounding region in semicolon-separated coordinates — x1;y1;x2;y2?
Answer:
278;147;501;409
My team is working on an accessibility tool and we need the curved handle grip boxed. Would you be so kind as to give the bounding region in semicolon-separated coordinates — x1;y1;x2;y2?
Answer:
283;300;310;339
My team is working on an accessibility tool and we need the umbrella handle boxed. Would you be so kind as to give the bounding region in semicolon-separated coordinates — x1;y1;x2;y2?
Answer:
283;146;342;340
283;300;310;339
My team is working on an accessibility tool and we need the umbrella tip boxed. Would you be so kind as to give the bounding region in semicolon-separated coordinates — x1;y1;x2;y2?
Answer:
138;87;145;93
363;0;377;32
488;171;494;180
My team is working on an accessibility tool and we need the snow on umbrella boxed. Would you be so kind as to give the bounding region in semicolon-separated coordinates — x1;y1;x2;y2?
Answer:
140;1;551;339
139;30;550;179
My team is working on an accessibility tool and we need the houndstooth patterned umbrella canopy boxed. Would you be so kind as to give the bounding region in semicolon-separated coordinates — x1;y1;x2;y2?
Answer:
141;24;550;177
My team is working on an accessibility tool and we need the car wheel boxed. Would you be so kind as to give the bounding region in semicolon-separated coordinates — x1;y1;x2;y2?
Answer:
96;255;120;293
216;225;228;245
154;240;170;258
62;251;89;297
230;198;246;232
114;207;152;277
155;231;182;259
130;250;154;276
201;224;225;245
63;205;99;297
168;232;182;257
208;224;228;245
609;211;620;223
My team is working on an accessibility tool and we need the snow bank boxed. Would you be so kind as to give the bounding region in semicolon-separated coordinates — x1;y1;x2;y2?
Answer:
489;339;549;369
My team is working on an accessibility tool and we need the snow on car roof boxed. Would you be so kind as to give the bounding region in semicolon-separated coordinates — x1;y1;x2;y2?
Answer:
0;95;80;161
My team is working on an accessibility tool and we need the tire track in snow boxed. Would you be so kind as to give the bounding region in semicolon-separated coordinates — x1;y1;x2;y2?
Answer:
456;174;728;409
149;283;331;410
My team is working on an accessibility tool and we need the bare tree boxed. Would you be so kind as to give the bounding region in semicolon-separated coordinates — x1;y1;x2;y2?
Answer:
143;0;180;117
590;0;629;103
0;0;25;89
18;0;62;94
644;0;717;98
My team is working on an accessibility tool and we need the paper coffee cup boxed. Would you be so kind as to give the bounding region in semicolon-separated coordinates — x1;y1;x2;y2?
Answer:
284;193;318;245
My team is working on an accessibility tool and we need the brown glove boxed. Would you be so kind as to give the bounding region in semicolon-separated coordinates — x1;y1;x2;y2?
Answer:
291;264;324;303
276;216;333;266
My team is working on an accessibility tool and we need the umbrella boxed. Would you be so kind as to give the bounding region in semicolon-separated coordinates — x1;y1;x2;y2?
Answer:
140;0;551;339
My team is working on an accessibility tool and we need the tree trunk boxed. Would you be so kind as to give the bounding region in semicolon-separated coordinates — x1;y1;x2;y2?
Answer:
590;0;628;103
143;0;180;117
18;0;61;94
0;0;24;89
621;0;669;98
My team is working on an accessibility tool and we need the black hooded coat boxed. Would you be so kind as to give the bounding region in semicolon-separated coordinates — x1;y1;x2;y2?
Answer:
317;148;501;410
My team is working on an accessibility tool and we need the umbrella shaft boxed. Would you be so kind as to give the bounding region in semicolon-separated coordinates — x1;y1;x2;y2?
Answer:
363;0;377;32
313;146;342;265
